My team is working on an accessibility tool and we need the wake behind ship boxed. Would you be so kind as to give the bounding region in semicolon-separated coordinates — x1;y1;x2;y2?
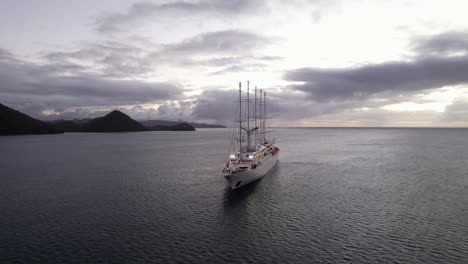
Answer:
223;81;279;189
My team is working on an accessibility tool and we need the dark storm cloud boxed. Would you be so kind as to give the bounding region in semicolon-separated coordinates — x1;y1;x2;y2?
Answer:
413;30;468;56
285;55;468;101
96;0;265;33
0;49;182;117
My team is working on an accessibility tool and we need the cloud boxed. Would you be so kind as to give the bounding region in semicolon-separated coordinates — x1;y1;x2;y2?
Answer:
0;27;277;120
96;0;265;33
205;55;283;74
277;31;468;126
190;87;361;124
156;100;195;121
285;55;468;101
154;30;278;75
0;48;15;60
441;99;468;122
43;30;275;79
95;0;339;34
412;30;468;56
183;55;282;67
0;48;183;118
163;30;271;56
285;31;468;105
45;40;157;78
149;30;276;72
210;62;269;75
192;89;238;121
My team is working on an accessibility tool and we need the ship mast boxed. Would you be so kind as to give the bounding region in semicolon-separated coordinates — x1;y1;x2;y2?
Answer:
238;82;242;153
246;81;253;151
254;86;257;147
236;81;262;153
247;81;250;139
259;89;262;144
263;91;266;143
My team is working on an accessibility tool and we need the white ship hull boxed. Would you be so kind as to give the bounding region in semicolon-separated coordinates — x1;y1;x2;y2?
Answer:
224;153;279;189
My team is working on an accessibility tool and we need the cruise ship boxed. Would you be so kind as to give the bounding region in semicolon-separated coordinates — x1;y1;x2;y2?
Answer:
223;81;279;189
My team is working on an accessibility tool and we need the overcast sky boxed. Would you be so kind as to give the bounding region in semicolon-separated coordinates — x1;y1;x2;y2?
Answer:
1;0;468;126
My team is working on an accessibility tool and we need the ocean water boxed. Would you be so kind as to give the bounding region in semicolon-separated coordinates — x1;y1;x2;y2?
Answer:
1;128;467;263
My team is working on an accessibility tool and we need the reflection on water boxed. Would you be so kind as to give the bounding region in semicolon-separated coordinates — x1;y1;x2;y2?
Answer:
223;180;261;208
221;163;281;233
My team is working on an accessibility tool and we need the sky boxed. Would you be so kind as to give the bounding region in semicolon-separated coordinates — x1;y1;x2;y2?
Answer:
1;0;468;127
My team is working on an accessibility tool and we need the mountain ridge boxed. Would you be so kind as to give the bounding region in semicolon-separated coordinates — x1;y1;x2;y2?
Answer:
0;103;197;134
81;110;147;132
140;120;225;128
50;111;197;132
0;103;63;135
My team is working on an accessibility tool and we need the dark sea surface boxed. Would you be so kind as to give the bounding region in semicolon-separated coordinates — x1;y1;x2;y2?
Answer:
1;128;467;263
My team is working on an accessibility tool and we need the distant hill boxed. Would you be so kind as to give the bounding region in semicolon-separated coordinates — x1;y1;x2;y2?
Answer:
51;120;83;132
140;120;225;128
189;122;226;128
148;122;196;131
0;103;63;135
0;105;196;134
81;110;147;132
51;114;197;132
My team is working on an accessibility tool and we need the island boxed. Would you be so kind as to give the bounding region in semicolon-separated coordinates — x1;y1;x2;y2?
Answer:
81;110;147;132
148;123;196;131
51;120;83;132
140;120;226;128
73;111;196;132
0;103;63;135
1;103;197;135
